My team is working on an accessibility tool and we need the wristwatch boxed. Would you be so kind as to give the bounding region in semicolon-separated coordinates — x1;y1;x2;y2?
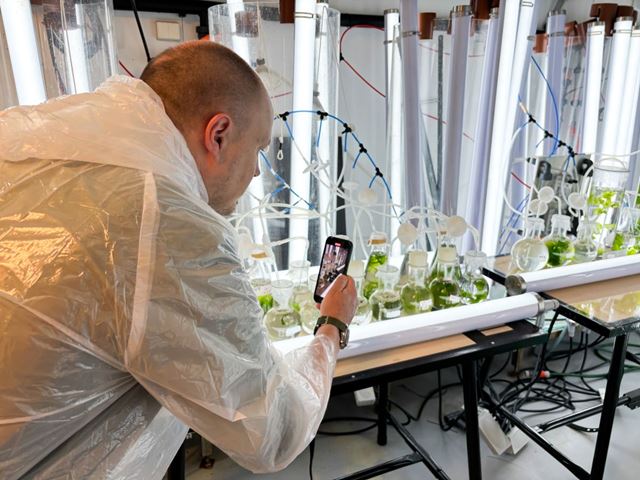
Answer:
314;315;349;349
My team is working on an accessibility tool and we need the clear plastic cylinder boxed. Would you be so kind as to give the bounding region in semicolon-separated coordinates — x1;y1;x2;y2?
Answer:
35;0;117;97
587;161;629;250
209;2;340;268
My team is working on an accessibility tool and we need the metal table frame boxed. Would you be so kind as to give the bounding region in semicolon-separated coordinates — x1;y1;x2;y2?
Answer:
328;320;546;480
482;257;640;480
166;320;546;480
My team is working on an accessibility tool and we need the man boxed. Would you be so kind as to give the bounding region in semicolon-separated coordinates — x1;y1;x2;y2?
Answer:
0;41;357;478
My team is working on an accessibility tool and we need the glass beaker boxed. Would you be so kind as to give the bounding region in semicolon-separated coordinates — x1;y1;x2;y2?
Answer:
587;161;629;251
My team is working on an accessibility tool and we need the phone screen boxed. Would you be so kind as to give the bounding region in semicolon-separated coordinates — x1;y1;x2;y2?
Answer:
314;237;353;303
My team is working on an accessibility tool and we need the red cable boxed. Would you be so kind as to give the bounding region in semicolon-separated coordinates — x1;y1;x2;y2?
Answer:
339;24;385;98
423;112;474;142
511;171;532;189
118;60;135;78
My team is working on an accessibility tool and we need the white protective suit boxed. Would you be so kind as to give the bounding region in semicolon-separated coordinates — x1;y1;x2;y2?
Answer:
0;76;337;479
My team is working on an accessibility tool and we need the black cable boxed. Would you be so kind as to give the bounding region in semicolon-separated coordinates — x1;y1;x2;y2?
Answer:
129;0;151;62
317;416;378;436
568;423;599;433
437;370;454;431
308;438;315;480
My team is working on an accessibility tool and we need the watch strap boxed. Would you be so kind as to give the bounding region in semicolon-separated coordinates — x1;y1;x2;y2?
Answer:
314;315;349;349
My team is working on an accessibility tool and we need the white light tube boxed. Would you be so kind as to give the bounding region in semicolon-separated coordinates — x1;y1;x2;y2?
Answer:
482;0;536;255
384;9;402;257
441;5;472;217
506;254;640;295
314;1;338;245
580;21;605;155
65;28;91;94
289;0;316;266
400;0;425;216
0;0;46;105
274;293;554;359
542;10;565;155
464;8;499;252
619;29;640;156
599;17;633;158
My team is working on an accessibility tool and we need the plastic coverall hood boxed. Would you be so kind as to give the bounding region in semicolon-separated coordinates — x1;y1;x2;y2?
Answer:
0;76;337;479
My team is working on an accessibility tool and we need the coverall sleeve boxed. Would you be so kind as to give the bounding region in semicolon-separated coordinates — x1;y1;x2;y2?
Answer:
123;178;338;473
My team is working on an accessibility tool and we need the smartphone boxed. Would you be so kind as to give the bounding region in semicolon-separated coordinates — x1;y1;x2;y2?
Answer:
313;236;353;303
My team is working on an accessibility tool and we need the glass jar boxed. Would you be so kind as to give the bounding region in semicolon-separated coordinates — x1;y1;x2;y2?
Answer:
363;232;389;299
511;217;549;272
461;251;489;304
400;250;432;315
544;214;575;267
613;207;640;255
369;264;402;321
264;279;301;340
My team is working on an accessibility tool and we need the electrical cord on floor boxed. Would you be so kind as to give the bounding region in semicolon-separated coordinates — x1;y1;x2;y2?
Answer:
308;438;315;480
317;416;378;436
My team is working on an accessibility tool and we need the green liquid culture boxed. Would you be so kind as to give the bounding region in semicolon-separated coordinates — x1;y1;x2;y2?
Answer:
544;215;574;267
460;251;489;305
363;232;389;299
428;238;462;310
249;249;275;314
400;250;432;315
369;264;402;321
264;280;301;340
349;259;372;326
587;186;624;249
288;260;318;335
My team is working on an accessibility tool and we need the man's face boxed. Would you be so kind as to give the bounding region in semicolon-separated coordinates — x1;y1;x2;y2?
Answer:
206;96;273;215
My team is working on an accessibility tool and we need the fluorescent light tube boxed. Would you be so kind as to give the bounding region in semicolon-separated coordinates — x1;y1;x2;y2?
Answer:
274;293;555;359
506;254;640;295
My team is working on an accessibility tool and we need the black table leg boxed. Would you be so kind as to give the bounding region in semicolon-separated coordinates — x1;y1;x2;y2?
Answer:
167;443;186;480
377;383;388;446
590;334;628;480
462;361;482;480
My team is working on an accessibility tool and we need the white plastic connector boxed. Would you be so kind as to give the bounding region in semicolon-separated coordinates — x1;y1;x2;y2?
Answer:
354;387;376;407
567;320;577;338
507;426;529;455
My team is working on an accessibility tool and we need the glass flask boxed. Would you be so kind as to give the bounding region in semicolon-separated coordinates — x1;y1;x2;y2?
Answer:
249;249;274;314
369;265;402;321
613;207;640;255
544;214;575;267
289;260;319;335
573;222;599;263
587;162;629;251
428;238;463;310
264;279;301;340
461;251;489;304
349;259;372;326
363;232;389;299
400;250;432;315
511;217;549;272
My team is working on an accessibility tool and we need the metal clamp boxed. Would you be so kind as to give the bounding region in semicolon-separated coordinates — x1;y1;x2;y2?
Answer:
532;293;559;329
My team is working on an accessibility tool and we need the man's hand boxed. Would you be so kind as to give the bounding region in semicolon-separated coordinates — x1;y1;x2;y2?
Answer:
319;274;358;326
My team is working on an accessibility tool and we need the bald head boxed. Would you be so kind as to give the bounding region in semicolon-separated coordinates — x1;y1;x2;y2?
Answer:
141;41;269;135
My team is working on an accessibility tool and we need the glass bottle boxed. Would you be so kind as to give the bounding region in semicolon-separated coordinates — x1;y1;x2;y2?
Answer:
400;250;432;315
264;279;301;340
289;260;319;335
369;265;402;321
573;221;598;263
461;251;489;304
511;217;549;272
428;238;463;310
363;232;389;299
249;249;274;314
349;259;372;326
544;214;575;267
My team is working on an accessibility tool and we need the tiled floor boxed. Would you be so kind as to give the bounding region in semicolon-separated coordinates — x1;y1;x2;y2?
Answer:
186;334;640;479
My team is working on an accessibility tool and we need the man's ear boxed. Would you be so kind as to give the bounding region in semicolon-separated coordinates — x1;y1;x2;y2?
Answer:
204;113;232;162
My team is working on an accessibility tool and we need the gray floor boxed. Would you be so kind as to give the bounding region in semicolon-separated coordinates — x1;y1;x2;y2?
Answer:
186;332;640;479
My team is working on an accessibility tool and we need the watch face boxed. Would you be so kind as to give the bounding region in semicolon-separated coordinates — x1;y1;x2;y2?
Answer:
341;328;349;349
